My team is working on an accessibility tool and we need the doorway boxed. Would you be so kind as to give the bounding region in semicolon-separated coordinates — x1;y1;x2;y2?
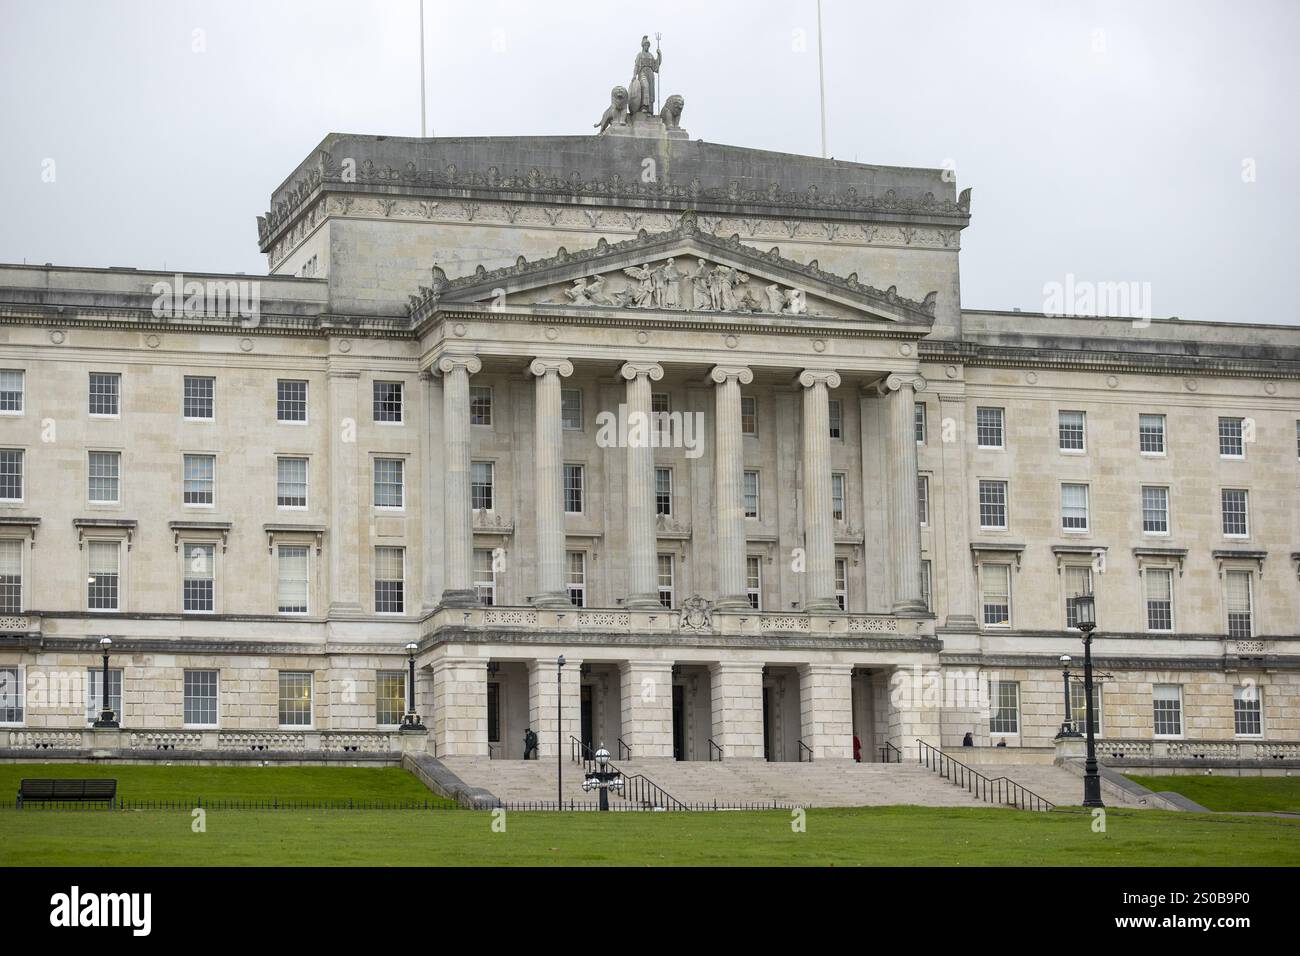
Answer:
580;684;594;755
672;684;685;760
762;686;773;761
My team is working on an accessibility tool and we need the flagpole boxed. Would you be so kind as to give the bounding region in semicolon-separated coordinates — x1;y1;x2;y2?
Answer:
817;0;827;158
418;0;427;137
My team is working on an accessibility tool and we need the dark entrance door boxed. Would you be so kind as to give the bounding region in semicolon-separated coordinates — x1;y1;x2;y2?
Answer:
671;684;685;760
580;684;594;755
762;687;772;761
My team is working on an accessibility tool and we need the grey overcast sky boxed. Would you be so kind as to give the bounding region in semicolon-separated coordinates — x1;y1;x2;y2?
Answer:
1;0;1296;324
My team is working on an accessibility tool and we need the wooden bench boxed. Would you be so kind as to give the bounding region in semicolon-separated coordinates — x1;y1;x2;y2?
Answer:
17;778;117;808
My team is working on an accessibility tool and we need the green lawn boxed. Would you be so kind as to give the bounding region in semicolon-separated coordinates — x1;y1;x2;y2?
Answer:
2;805;1298;866
1125;773;1300;813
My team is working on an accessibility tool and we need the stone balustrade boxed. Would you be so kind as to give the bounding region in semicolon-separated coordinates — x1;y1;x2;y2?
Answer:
1095;738;1300;763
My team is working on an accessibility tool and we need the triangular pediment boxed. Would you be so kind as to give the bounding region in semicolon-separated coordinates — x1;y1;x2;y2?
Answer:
407;211;938;328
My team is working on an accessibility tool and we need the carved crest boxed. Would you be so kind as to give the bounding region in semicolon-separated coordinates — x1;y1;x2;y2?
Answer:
680;594;714;632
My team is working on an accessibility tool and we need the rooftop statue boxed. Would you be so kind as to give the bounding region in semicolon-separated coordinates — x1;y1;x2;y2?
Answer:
627;34;662;115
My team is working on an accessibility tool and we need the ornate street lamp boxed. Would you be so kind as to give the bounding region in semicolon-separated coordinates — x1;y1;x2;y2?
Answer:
1070;594;1104;808
556;655;566;808
581;746;624;811
400;642;425;732
92;637;118;728
1057;654;1080;738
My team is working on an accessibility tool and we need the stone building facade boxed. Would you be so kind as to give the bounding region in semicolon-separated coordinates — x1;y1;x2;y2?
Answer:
1;94;1297;766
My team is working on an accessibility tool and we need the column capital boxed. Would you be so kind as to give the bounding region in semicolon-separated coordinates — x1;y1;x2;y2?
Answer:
877;372;926;395
436;353;482;376
797;368;841;389
710;365;753;386
619;361;664;382
529;357;574;378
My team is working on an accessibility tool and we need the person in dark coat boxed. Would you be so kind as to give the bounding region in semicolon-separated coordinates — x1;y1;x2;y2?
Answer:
523;727;539;760
962;732;974;747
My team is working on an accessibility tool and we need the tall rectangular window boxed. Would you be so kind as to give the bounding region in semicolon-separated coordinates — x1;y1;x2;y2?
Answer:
88;451;120;503
917;475;929;526
560;388;583;430
743;470;759;519
470;385;493;426
184;670;218;726
978;480;1007;530
0;667;22;723
1145;568;1173;632
473;548;497;606
373;458;405;509
566;551;586;607
990;681;1020;735
1225;570;1253;638
657;553;675;608
980;564;1011;627
1218;416;1244;458
0;539;22;613
1058;410;1086;451
277;457;308;508
1141;486;1169;534
471;461;494;510
915;403;926;443
183;375;214;420
87;540;120;611
373;381;404;423
277;545;309;614
920;559;932;612
183;454;215;506
183;543;215;612
0;370;24;413
375;671;406;726
1063;566;1092;629
277;379;307;423
652;393;672;441
831;473;846;521
89;372;120;416
976;407;1004;448
1221;489;1248;537
563;464;584;513
745;555;762;610
828;399;842;439
655;467;672;516
374;546;405;613
1233;686;1262;737
85;668;122;724
1061;483;1089;532
278;672;313;727
0;449;23;502
834;557;848;610
740;396;757;436
1152;685;1182;737
1139;413;1166;454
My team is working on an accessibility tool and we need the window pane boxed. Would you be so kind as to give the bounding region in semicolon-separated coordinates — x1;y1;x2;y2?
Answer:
1139;413;1165;453
0;370;24;413
1145;568;1173;631
1058;410;1085;451
85;668;122;723
277;457;308;507
1061;483;1089;530
375;670;406;725
563;464;584;513
278;672;313;726
375;546;405;613
1218;417;1244;457
655;467;672;516
1141;486;1168;533
183;544;215;611
87;541;120;610
1233;685;1261;736
1063;567;1091;627
980;564;1010;626
373;381;404;422
277;545;309;613
561;388;582;429
0;667;23;722
1221;489;1248;536
990;682;1019;734
183;454;214;505
470;385;493;426
1152;685;1182;737
183;376;214;419
184;670;218;726
471;461;494;510
277;380;307;422
976;407;1003;447
740;396;757;436
88;451;120;503
374;458;405;508
743;471;759;518
978;480;1007;529
89;372;120;415
0;539;22;613
657;553;674;608
828;399;842;439
0;449;23;501
473;548;496;606
566;551;586;607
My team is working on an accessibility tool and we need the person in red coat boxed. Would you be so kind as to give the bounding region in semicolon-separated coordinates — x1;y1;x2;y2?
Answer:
852;734;862;762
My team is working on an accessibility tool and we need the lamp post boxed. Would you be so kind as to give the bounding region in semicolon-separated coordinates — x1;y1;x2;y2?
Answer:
1057;654;1079;738
556;655;566;808
581;746;624;810
1070;594;1104;808
92;637;118;728
400;642;425;732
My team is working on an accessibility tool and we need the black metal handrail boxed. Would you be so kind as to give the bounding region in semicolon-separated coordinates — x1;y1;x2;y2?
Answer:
797;740;814;762
568;735;688;810
915;738;1055;812
707;738;723;762
878;742;903;763
617;736;632;761
487;742;499;760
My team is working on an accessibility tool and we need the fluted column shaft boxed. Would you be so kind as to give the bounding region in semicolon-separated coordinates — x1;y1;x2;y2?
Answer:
884;373;927;614
437;354;481;607
621;361;665;609
711;365;753;610
800;369;842;611
530;358;574;608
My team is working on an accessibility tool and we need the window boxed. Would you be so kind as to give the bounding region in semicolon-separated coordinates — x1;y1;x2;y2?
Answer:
915;403;926;444
183;544;215;612
990;681;1019;735
1145;568;1173;632
657;553;675;608
487;682;501;743
277;457;308;508
1233;685;1262;737
89;372;120;416
563;464;584;513
831;473;846;521
1152;685;1182;737
0;540;22;613
920;559;932;611
1141;486;1169;534
0;666;22;723
917;476;929;526
184;670;218;726
183;376;214;420
277;545;309;614
828;399;842;439
834;557;848;611
374;546;405;614
1139;413;1166;454
471;461;494;511
375;671;406;726
1061;483;1089;532
277;379;307;422
1058;410;1086;452
1070;681;1102;735
87;451;120;504
1218;416;1244;458
85;668;122;724
740;396;757;436
566;551;586;607
473;549;497;606
0;370;23;413
743;471;759;519
1063;567;1092;629
373;458;405;509
561;388;583;430
978;480;1007;530
373;381;404;423
183;454;214;506
0;449;23;501
652;393;672;441
1225;570;1253;638
278;672;313;727
745;555;762;610
87;541;120;611
1221;489;1248;537
655;467;672;516
976;407;1004;448
980;564;1011;627
470;385;493;426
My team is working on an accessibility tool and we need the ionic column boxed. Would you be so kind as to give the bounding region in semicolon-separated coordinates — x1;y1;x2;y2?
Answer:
799;369;842;611
881;373;927;614
710;365;753;610
620;361;665;609
437;353;482;607
326;367;362;614
530;358;574;608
